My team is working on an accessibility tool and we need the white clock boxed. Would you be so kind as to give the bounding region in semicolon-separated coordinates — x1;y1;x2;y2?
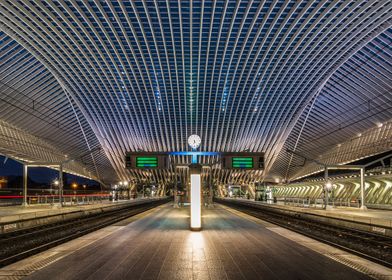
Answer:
188;134;201;149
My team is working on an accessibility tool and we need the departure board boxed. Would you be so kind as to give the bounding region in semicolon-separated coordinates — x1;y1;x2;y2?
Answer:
232;157;254;169
136;156;158;168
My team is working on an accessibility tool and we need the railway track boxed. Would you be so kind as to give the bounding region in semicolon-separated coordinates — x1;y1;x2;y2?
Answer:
215;198;392;268
0;198;171;267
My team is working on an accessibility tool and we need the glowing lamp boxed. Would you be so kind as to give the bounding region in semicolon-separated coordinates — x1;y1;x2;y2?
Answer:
190;164;202;231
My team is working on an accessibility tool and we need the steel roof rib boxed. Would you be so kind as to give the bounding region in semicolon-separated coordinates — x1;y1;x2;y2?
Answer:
122;1;161;152
217;0;255;152
116;1;159;152
274;32;392;179
62;0;143;155
0;21;113;182
139;0;170;151
200;0;216;151
150;0;176;152
0;5;113;141
270;28;392;175
206;1;229;152
82;1;146;153
226;0;294;152
212;0;244;152
254;1;386;161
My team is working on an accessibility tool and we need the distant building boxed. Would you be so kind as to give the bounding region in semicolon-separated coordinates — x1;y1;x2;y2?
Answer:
0;177;8;188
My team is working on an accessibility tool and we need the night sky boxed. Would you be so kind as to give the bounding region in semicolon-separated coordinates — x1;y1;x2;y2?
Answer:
0;155;97;186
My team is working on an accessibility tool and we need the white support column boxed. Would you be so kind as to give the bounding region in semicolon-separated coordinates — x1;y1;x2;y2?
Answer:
190;164;202;231
22;164;28;206
209;169;213;207
324;167;329;209
360;168;367;210
59;164;63;207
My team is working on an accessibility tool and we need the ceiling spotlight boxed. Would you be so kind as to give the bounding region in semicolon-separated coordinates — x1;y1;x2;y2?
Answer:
377;122;383;128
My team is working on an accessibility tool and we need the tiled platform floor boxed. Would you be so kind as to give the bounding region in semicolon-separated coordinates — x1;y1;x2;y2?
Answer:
24;205;371;280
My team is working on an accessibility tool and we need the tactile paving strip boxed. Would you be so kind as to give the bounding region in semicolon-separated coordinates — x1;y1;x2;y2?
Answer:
324;253;388;280
0;253;63;280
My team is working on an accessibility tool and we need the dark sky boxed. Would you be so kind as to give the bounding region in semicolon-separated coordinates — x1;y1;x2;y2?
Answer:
0;155;97;186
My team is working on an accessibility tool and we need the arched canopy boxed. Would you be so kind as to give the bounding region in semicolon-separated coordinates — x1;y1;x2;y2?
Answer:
0;1;391;185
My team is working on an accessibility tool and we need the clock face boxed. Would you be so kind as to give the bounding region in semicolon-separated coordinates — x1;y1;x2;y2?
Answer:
188;134;201;149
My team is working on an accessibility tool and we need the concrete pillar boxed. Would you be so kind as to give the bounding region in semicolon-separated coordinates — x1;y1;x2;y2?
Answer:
324;167;329;209
59;164;63;207
22;164;28;206
360;168;367;210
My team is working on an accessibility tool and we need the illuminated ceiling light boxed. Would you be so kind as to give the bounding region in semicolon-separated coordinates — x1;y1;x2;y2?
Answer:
377;122;383;128
190;165;202;231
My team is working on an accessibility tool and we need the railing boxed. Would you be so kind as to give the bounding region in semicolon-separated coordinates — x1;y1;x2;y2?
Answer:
225;196;364;209
0;193;111;206
222;196;392;210
279;197;362;208
29;193;111;205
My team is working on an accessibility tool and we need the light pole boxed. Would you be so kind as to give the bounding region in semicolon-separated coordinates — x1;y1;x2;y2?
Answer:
123;181;128;200
51;179;56;196
113;185;117;202
52;179;59;205
71;183;77;205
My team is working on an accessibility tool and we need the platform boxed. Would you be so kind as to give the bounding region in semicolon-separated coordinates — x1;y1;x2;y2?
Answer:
3;204;390;279
225;198;392;230
0;199;156;222
0;198;161;233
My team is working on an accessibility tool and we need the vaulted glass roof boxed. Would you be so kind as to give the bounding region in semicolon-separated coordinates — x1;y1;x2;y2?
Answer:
0;1;391;185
